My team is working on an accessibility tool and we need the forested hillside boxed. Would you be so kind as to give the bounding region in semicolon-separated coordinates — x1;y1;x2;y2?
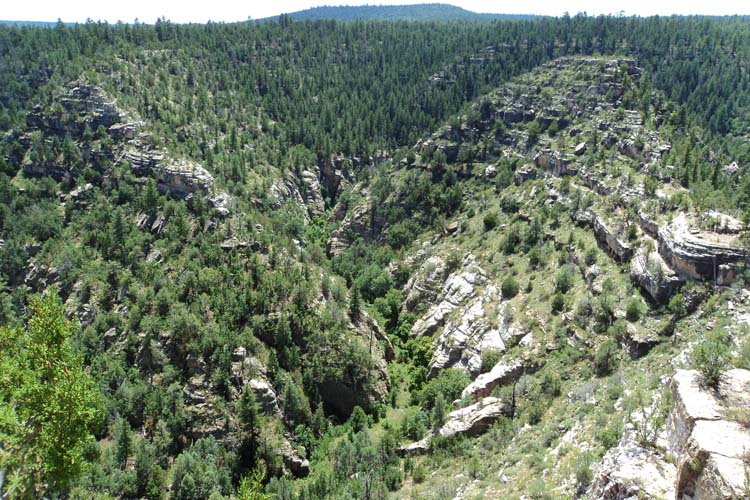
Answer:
262;4;533;22
1;13;750;500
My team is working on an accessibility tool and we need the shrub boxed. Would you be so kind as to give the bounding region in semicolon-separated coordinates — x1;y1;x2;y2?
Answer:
480;348;503;373
626;298;642;322
501;275;519;299
483;211;499;231
348;406;368;432
597;420;623;449
400;408;429;441
594;339;618;376
412;465;427;484
418;369;471;410
555;266;574;294
540;372;562;397
551;292;565;314
692;330;730;387
575;453;594;495
528;246;541;269
584;247;598;266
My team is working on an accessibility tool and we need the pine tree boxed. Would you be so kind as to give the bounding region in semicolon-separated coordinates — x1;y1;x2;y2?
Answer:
0;293;104;497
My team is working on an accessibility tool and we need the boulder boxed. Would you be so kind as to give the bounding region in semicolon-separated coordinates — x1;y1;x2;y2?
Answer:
400;397;511;456
279;440;310;478
460;360;525;400
514;166;537;185
574;141;587;156
588;434;676;500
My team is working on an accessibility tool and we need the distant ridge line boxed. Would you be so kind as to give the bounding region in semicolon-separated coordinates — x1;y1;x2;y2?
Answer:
256;3;540;23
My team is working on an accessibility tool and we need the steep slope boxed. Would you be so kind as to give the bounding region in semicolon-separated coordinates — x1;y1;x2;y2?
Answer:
326;56;750;499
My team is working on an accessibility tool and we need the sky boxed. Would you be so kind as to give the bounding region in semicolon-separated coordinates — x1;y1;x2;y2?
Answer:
3;0;750;24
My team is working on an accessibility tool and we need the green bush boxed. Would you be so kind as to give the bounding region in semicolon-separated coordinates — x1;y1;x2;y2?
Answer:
418;369;471;410
584;247;598;266
693;330;730;387
540;372;562;397
501;275;519;299
480;348;503;373
412;465;427;484
625;298;642;322
483;211;499;231
555;266;574;294
594;339;618;377
551;292;565;314
597;420;623;449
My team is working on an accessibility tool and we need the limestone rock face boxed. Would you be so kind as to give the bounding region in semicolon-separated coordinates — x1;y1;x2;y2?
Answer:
658;218;746;285
230;354;283;418
427;286;520;378
400;397;511;456
278;440;310;477
402;255;450;313
410;253;487;339
299;167;326;218
533;149;577;177
574;209;632;262
460;360;524;401
23;81;232;210
590;369;750;500
327;194;385;256
271;166;327;220
588;434;676;500
630;247;683;304
26;82;128;136
676;420;750;499
126;151;215;196
670;369;750;500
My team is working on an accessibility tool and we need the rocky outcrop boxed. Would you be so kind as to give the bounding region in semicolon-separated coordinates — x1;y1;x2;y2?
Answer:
126;151;214;196
22;82;232;211
402;254;450;313
593;369;750;500
588;433;677;500
26;82;128;136
658;221;746;285
352;311;395;362
427;286;521;378
533;149;577;177
400;397;511;456
327;194;385;256
514;166;537;185
410;253;487;339
279;440;310;477
230;351;283;418
460;360;525;401
574;210;633;262
630;247;683;303
271;166;327;220
670;369;750;500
